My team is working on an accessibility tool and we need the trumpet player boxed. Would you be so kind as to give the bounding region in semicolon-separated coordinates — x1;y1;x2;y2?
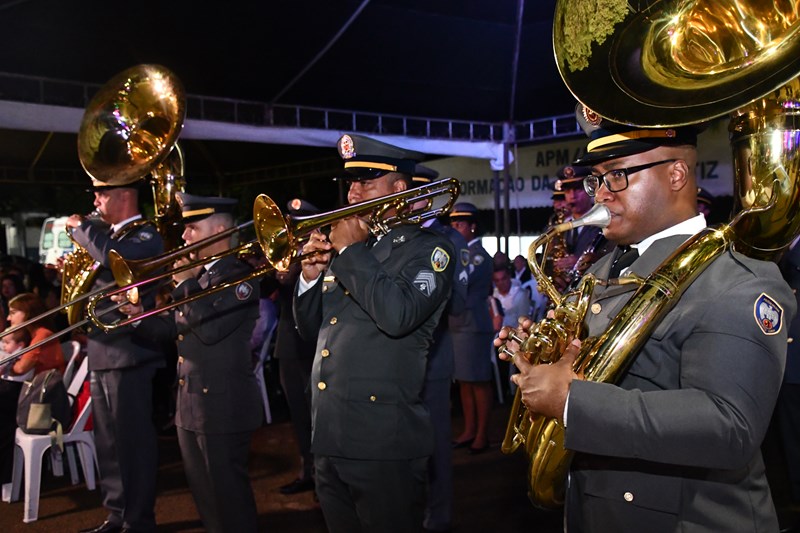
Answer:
294;134;455;533
496;111;795;532
66;179;164;533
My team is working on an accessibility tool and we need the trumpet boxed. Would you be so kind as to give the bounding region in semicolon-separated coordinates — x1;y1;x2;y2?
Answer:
86;177;462;330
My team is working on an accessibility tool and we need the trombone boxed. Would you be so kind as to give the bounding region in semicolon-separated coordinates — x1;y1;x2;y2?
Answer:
255;177;461;271
86;177;462;331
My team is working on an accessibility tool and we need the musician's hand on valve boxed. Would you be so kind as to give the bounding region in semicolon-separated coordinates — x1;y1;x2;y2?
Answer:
65;214;85;230
328;216;369;252
495;316;533;360
510;338;582;421
300;229;332;282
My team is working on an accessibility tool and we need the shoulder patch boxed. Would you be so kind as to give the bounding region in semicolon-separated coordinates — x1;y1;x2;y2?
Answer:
431;247;450;272
754;292;783;335
136;229;154;241
460;249;470;266
473;254;484;266
235;282;254;301
413;270;437;297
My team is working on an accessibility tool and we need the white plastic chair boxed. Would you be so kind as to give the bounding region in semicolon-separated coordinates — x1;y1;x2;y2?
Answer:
254;322;277;425
7;394;96;522
60;340;82;387
62;354;90;485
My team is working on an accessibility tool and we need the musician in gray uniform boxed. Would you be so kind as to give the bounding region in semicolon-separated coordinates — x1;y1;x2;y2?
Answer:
414;165;469;532
167;193;262;532
66;179;165;533
449;202;495;454
498;113;795;531
294;134;454;533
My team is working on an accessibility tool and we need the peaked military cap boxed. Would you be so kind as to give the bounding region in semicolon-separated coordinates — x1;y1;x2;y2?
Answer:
337;134;426;181
449;202;479;221
86;177;145;193
176;192;237;223
554;165;592;191
287;198;321;217
412;163;440;184
573;103;702;166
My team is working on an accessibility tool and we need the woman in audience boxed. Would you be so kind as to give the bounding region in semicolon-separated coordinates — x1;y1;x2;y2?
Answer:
6;293;65;377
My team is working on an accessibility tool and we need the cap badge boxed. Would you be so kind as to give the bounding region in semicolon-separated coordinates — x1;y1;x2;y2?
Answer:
562;166;575;178
666;129;676;138
290;198;302;211
754;293;783;335
339;135;356;159
582;105;602;127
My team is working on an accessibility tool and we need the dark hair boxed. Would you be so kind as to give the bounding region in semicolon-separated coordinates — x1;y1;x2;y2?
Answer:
1;273;25;295
9;292;53;331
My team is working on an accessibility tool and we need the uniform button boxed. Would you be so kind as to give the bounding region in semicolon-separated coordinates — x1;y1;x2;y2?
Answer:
321;349;330;357
179;311;184;317
789;337;794;344
623;491;634;502
318;382;327;391
178;334;184;341
344;290;350;296
178;378;185;386
178;356;184;364
369;395;376;402
591;303;602;315
330;317;338;325
322;285;328;293
203;387;208;394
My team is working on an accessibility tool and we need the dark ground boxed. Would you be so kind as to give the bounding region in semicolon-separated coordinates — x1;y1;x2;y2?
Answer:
1;380;798;533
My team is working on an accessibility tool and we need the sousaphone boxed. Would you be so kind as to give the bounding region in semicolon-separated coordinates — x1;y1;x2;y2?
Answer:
63;64;186;325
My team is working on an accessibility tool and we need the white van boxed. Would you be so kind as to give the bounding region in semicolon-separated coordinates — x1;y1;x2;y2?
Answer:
39;217;74;266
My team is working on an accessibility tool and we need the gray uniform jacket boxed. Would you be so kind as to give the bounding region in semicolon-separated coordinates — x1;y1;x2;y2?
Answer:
294;224;454;460
171;255;263;434
565;234;795;532
426;219;468;380
71;218;165;370
449;239;493;336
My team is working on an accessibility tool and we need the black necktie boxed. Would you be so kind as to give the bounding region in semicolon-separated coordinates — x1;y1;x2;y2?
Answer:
609;246;638;278
197;268;209;289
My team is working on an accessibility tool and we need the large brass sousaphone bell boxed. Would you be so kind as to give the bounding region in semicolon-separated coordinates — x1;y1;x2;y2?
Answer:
78;64;186;186
503;0;800;510
555;0;800;127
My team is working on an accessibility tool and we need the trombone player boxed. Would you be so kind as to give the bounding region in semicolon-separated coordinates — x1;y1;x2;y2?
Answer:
66;179;164;533
117;192;263;533
294;134;455;533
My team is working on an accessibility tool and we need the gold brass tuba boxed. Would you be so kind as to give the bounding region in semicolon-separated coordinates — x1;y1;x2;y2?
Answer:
501;0;800;509
63;64;186;325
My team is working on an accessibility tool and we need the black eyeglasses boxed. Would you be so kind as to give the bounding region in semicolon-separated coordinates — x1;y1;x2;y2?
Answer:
583;159;678;197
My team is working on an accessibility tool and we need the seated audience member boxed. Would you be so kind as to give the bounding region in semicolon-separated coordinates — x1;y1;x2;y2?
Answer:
0;327;31;485
7;293;65;377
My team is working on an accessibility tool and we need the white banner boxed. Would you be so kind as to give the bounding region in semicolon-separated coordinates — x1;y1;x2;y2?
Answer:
426;118;733;209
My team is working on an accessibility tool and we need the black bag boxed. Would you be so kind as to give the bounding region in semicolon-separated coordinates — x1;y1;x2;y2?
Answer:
16;369;73;438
